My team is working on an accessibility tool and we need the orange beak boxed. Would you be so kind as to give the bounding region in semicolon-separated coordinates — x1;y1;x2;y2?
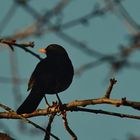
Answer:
39;48;46;54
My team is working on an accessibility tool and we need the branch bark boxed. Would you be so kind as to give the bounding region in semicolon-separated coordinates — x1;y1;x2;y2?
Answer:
1;96;140;120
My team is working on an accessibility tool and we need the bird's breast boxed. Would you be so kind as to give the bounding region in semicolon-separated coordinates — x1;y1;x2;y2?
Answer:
42;58;73;94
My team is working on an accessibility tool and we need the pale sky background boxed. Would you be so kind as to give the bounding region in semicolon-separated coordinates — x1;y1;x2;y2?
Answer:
0;0;140;140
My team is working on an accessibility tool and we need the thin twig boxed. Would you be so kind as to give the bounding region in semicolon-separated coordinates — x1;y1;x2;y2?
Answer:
62;111;77;140
0;39;42;60
74;107;140;120
44;114;56;140
0;103;59;140
104;78;117;98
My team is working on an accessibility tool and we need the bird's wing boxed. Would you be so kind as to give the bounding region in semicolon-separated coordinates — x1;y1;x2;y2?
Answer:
27;68;37;91
27;73;35;91
27;60;46;91
27;58;55;92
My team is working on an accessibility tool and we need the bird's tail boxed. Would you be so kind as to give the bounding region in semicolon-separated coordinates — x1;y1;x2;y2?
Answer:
16;91;44;114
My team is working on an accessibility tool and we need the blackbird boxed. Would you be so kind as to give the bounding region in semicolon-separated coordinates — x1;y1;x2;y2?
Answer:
17;44;74;114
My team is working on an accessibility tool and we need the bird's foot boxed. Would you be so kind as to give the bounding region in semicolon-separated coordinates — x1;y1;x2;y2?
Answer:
52;101;66;116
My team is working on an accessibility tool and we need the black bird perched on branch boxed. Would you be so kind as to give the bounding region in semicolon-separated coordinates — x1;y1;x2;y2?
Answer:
17;44;74;114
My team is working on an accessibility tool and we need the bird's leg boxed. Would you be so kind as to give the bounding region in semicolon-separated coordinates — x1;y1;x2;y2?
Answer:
56;93;66;114
56;93;62;105
56;94;68;117
44;95;50;107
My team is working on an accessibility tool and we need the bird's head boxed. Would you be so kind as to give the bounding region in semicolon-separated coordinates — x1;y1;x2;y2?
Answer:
39;44;68;57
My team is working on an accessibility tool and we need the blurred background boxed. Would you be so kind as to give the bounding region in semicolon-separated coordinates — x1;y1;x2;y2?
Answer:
0;0;140;140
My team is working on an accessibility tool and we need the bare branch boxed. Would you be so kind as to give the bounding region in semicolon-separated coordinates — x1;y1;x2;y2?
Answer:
0;103;59;140
44;114;56;140
1;96;140;120
61;111;77;140
74;107;140;120
104;78;117;98
0;39;42;60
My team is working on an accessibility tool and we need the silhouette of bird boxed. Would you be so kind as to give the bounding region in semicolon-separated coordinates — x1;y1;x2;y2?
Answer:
17;44;74;114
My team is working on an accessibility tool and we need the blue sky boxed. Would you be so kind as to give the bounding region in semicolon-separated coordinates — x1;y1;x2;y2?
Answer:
0;0;140;140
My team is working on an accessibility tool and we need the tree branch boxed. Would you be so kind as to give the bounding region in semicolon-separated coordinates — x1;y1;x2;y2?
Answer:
61;111;77;140
44;113;56;140
0;39;42;60
0;103;59;140
1;96;140;120
104;78;117;98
